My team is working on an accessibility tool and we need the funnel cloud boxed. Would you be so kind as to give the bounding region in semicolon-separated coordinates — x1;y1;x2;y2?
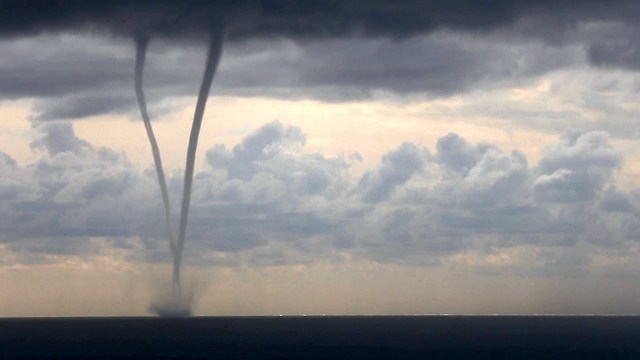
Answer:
134;36;177;264
133;28;225;314
174;28;224;295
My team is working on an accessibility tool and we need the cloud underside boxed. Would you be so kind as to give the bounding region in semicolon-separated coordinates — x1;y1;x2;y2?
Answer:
1;1;640;161
2;21;640;133
3;0;640;108
1;1;636;39
1;121;638;277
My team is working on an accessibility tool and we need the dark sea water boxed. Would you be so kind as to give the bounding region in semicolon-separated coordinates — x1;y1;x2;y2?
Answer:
2;316;640;359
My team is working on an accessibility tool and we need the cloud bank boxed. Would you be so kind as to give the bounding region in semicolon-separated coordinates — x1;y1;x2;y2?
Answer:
2;14;639;125
2;121;638;277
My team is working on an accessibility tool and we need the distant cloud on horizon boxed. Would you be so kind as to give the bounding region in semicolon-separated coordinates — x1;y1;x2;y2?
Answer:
1;120;638;278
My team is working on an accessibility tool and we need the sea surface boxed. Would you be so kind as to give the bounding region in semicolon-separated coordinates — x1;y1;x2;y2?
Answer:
2;315;640;359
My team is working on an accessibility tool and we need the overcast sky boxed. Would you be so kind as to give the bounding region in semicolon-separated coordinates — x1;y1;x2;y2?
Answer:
1;1;640;316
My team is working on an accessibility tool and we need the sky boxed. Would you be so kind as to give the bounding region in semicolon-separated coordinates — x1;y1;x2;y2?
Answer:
1;1;640;316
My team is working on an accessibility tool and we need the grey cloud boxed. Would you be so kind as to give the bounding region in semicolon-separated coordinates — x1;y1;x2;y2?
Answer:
457;148;530;208
3;0;636;118
231;121;305;163
0;20;631;133
379;209;415;247
30;122;89;155
0;1;621;40
8;236;100;257
1;31;581;113
1;121;639;277
589;40;640;71
429;67;640;140
32;94;135;121
535;129;621;202
534;169;584;202
511;12;640;71
3;0;640;144
0;35;132;99
0;152;16;168
204;121;347;200
352;127;631;264
0;123;150;245
599;187;635;213
206;122;305;180
222;36;514;97
539;129;621;172
358;142;428;203
263;212;339;239
432;141;531;210
0;152;35;202
586;22;640;70
190;225;266;253
436;133;493;175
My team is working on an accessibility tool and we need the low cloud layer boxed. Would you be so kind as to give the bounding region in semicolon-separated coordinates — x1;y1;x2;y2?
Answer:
1;121;638;277
1;25;637;128
0;31;581;115
2;1;640;134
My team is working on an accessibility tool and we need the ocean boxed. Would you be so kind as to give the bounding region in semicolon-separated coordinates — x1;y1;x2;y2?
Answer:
2;316;640;359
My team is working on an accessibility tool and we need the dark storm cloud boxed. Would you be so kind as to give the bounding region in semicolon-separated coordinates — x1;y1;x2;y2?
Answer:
587;24;640;70
214;35;579;98
0;34;132;99
2;0;640;118
2;0;639;41
0;31;580;120
0;1;562;39
0;0;639;126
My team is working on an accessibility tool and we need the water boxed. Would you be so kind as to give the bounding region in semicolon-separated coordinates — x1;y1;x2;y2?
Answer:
2;316;640;359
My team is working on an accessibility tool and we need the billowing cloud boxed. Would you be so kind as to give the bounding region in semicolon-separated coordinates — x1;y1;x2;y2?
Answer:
1;120;638;276
1;123;149;243
358;142;429;203
535;129;621;203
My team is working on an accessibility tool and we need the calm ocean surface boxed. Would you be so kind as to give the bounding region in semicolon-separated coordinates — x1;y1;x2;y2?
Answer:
2;316;640;359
